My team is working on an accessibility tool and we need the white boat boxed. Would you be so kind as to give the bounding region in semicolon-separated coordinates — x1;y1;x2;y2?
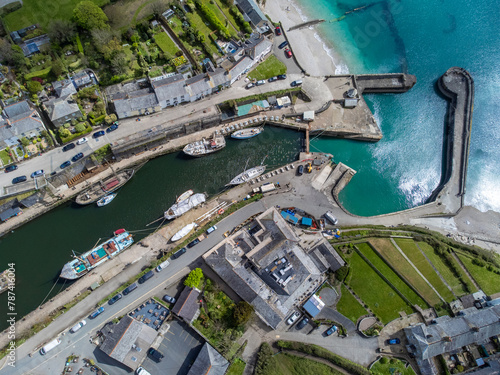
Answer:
96;194;116;207
227;165;266;185
183;133;225;157
231;127;263;140
164;193;206;220
176;189;194;203
171;223;197;242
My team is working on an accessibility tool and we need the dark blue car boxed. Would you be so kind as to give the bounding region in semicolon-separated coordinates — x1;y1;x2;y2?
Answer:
93;130;105;138
278;41;288;49
60;161;71;169
71;153;84;162
106;124;118;133
4;165;18;173
12;176;27;184
108;293;122;305
89;307;105;319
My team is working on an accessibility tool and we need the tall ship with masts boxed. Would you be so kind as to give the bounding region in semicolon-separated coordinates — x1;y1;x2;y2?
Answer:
164;192;206;220
75;168;135;205
227;156;267;186
60;229;134;280
183;132;226;157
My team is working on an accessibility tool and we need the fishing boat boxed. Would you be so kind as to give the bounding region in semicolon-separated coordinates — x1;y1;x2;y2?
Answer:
231;127;263;140
176;189;194;203
171;223;197;242
75;169;134;205
96;193;116;207
60;230;134;280
164;193;206;220
183;133;226;157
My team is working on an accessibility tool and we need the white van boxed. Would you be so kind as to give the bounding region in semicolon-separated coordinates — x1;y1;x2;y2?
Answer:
136;367;152;375
325;211;338;225
70;320;86;333
156;260;170;272
40;338;61;355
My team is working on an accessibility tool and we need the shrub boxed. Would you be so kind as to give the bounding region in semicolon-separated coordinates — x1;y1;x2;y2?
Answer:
379;357;388;364
335;266;349;282
74;123;86;133
194;0;230;39
184;268;203;288
233;301;253;326
254;343;273;375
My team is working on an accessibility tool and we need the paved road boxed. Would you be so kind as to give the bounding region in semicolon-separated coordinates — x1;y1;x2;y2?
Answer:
317;307;357;333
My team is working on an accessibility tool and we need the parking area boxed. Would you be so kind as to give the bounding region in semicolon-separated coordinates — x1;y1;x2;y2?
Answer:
141;319;204;375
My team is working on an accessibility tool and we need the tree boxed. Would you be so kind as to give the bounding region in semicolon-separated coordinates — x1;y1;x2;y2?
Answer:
73;1;109;31
26;81;42;94
51;59;66;77
104;114;117;124
48;20;76;45
20;137;30;146
58;127;71;138
335;265;349;281
150;0;168;18
75;123;86;132
233;301;253;326
184;268;203;288
110;52;128;75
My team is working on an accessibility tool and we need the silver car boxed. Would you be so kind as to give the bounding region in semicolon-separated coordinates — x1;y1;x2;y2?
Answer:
286;311;300;325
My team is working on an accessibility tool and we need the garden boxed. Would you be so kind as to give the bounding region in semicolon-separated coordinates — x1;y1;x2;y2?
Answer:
335;284;368;324
370;357;416;375
247;55;287;81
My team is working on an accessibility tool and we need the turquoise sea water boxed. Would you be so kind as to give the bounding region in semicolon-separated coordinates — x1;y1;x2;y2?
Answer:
295;0;500;216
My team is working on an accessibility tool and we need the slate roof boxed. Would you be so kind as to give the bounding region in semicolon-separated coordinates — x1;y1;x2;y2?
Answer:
19;192;42;207
3;101;31;118
236;0;267;26
228;56;253;79
0;103;46;144
308;241;346;273
405;305;500;362
208;68;230;88
0;207;22;222
100;315;158;370
187;342;229;375
172;286;200;322
73;70;92;88
185;75;211;97
151;74;187;102
45;98;81;121
112;89;159;117
53;79;77;98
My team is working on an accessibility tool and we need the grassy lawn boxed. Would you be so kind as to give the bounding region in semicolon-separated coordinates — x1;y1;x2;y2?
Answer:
457;252;500;295
204;0;237;37
369;238;441;306
103;0;153;30
226;358;246;375
394;238;455;302
263;352;343;375
213;0;242;33
357;243;428;309
336;284;368;324
346;251;412;324
371;358;416;375
186;11;221;56
248;55;287;80
3;0;108;31
0;149;12;165
155;32;180;56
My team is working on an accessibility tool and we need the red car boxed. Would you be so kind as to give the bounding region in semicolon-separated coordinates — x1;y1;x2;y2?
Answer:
275;26;281;36
285;48;293;58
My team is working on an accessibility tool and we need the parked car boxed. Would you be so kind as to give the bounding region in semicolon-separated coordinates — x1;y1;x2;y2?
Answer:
136;367;152;375
285;48;293;58
286;311;300;325
70;320;87;333
278;41;289;49
171;247;187;259
297;165;304;176
163;295;176;304
89;307;105;319
108;293;122;305
291;79;303;87
72;153;84;162
206;225;218;235
296;317;309;330
148;348;164;363
275;26;281;36
246;83;254;89
156;260;170;272
93;130;105;138
187;238;200;248
62;143;75;152
325;325;338;336
256;80;266;86
30;170;44;178
12;176;27;184
138;270;154;284
60;161;71;169
388;338;401;345
76;137;88;145
268;76;278;82
4;165;18;173
123;283;138;295
106;124;119;133
277;74;287;80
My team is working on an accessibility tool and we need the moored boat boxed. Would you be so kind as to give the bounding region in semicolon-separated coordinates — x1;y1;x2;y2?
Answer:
183;133;225;157
97;193;116;207
60;230;134;280
164;193;206;220
75;169;134;205
227;165;266;185
231;127;263;139
171;223;197;241
177;189;194;203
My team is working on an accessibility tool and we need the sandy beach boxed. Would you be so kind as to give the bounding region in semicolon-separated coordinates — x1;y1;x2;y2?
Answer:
265;0;348;77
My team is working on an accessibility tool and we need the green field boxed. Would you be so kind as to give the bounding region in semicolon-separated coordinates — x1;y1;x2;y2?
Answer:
394;238;455;302
369;238;441;306
417;242;473;296
457;252;500;295
0;149;12;165
226;358;246;375
3;0;108;31
203;0;237;37
185;10;222;56
213;0;242;33
248;55;287;80
371;358;416;375
155;32;180;56
336;284;368;324
263;353;343;375
357;243;428;309
346;251;412;324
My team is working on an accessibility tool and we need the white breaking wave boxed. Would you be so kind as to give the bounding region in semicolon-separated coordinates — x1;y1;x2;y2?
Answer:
466;165;500;213
398;168;440;208
313;32;350;74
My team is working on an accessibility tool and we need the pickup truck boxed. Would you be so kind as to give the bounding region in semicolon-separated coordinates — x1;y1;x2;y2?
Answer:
89;307;105;319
